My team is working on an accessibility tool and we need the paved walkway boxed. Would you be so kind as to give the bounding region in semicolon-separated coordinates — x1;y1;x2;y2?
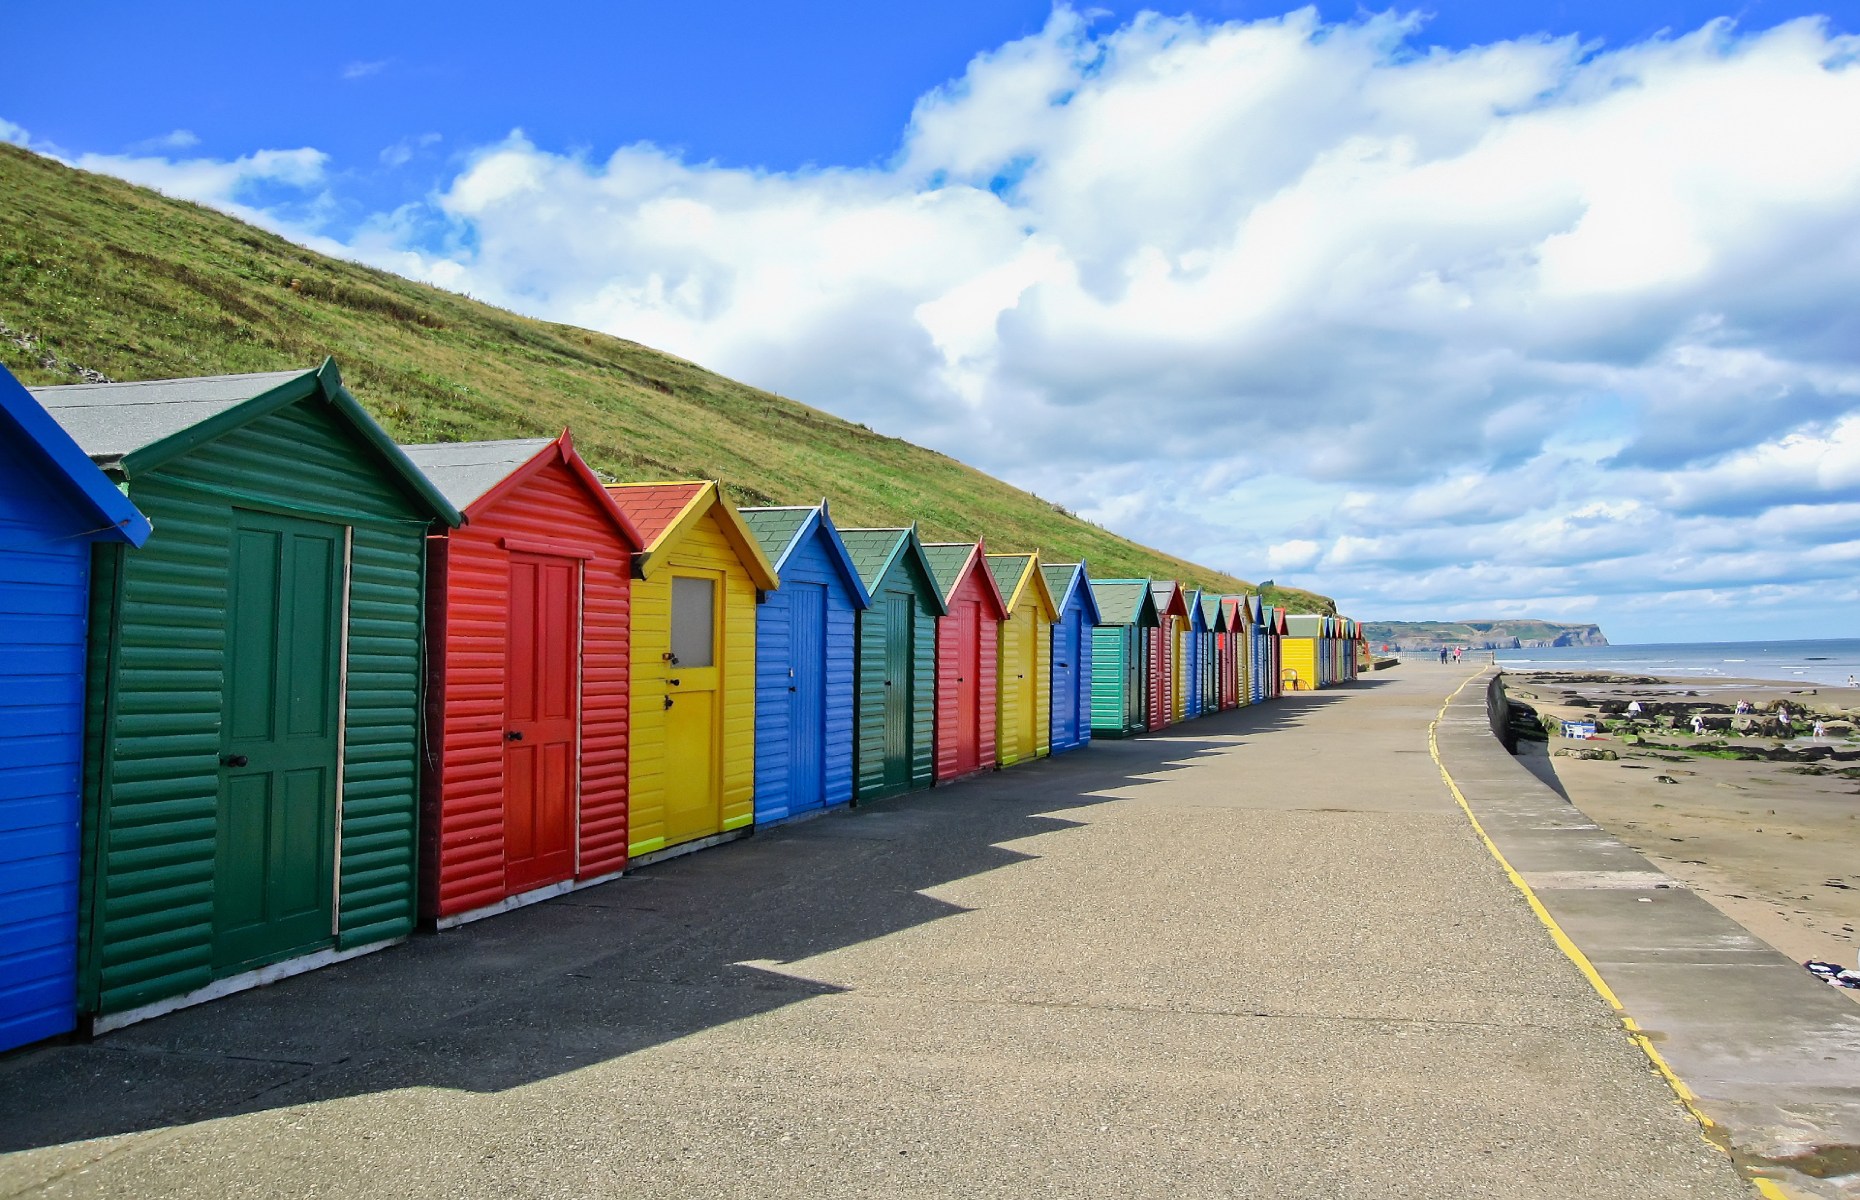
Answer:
0;665;1750;1198
1436;668;1860;1200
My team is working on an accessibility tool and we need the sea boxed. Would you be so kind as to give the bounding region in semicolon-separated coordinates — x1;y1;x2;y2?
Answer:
1492;639;1860;689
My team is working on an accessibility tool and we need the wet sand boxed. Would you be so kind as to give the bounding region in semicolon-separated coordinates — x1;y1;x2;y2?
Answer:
1503;670;1860;991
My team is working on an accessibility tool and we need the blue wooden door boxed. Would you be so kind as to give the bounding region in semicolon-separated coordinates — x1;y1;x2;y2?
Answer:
787;584;828;813
1050;614;1076;747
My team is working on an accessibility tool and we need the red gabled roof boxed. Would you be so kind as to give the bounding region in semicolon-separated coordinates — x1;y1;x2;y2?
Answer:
608;481;707;549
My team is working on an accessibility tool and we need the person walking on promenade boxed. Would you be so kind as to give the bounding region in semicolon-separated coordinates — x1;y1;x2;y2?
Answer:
1438;648;1447;665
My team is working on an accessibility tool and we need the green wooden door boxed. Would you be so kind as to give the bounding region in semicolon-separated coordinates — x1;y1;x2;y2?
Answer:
215;510;344;972
882;592;914;794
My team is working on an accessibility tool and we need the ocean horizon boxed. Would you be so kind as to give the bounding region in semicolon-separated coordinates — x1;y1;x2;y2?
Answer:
1490;638;1860;689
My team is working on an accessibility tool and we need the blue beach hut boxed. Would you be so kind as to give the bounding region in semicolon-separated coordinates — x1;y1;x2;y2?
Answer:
1040;561;1101;755
0;367;150;1052
740;502;871;825
1184;589;1208;720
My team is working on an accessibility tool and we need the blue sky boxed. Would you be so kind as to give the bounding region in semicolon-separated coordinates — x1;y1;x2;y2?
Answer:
6;2;1860;641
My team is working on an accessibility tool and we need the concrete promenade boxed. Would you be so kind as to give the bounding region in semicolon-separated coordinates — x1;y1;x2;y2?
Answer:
0;665;1751;1198
1436;668;1860;1200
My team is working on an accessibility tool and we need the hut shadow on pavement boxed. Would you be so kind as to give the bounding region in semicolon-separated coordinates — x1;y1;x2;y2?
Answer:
0;692;1359;1156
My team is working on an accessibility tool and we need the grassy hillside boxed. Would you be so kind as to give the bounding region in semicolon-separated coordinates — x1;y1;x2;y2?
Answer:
0;144;1332;612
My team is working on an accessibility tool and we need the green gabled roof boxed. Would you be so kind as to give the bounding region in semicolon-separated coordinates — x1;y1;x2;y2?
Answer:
986;553;1032;602
1285;614;1326;637
838;525;949;615
738;505;813;564
920;542;978;600
841;526;908;587
1089;578;1159;627
1200;592;1225;631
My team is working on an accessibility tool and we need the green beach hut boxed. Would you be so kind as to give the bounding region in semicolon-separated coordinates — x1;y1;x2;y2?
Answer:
841;526;946;802
1087;578;1160;738
32;362;459;1031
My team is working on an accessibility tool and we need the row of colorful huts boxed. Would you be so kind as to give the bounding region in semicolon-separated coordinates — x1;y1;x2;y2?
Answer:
0;361;1366;1050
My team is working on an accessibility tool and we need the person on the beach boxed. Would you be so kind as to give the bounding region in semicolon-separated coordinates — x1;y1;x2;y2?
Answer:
1735;698;1750;715
1627;700;1642;716
1849;675;1857;688
1690;714;1706;736
1813;719;1828;740
1438;648;1447;664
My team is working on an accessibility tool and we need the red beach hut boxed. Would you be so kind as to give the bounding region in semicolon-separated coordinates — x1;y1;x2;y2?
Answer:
1146;581;1189;731
922;540;1010;784
402;435;642;926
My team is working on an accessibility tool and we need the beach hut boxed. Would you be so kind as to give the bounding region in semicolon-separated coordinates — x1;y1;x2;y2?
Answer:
606;482;779;860
740;503;871;825
1268;606;1288;699
1202;594;1230;712
32;363;460;1030
841;526;945;802
922;541;1010;784
1183;590;1207;721
1041;562;1100;754
400;435;641;927
1087;579;1158;738
986;553;1059;768
1148;582;1189;730
0;368;150;1052
1283;614;1325;692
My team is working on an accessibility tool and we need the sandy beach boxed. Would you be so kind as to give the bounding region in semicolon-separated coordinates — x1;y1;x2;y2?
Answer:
1501;668;1860;992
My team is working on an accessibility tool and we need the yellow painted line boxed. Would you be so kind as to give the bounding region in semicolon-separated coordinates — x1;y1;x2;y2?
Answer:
1427;670;1798;1196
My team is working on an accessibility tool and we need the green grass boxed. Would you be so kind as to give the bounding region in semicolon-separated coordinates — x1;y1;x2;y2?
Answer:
0;144;1333;612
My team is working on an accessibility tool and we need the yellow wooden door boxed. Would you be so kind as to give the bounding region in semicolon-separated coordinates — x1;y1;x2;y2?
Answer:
1171;619;1186;722
665;569;723;844
1012;612;1038;760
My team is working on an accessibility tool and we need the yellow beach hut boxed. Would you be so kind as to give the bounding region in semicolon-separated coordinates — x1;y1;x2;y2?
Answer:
606;481;780;861
986;552;1059;767
1281;614;1325;692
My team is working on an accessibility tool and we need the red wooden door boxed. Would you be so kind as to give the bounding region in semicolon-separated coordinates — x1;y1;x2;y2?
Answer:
955;598;982;774
1147;626;1167;730
505;554;580;893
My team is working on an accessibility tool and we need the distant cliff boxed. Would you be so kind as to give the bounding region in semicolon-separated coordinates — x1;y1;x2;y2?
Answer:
1361;620;1608;651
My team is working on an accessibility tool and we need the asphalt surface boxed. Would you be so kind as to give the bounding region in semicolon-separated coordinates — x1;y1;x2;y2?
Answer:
0;664;1753;1198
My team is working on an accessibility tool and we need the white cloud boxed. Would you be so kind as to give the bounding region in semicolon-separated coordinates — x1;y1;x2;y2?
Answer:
380;132;442;168
19;7;1860;640
128;129;201;153
343;59;388;80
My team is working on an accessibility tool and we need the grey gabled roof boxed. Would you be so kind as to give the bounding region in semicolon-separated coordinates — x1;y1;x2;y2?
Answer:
29;370;306;465
399;438;554;511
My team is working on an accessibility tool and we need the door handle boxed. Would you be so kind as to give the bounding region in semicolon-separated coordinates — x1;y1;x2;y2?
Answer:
219;754;248;768
664;696;674;710
506;731;523;741
788;686;797;692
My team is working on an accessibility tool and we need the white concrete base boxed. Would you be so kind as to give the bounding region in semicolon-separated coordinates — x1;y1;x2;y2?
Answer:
435;868;627;930
629;827;751;869
90;937;406;1036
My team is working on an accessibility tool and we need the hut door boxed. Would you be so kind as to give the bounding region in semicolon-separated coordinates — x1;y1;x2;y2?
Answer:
954;599;982;774
1011;615;1038;755
665;570;723;844
216;511;343;971
1124;628;1143;730
881;593;913;792
504;553;580;893
786;584;827;811
1051;619;1075;745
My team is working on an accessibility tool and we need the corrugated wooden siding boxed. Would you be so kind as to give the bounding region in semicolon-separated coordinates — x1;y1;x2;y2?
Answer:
933;577;999;784
78;399;431;1016
1283;638;1317;691
0;442;91;1050
1088;626;1140;736
754;528;857;823
422;456;631;919
1049;589;1094;753
853;562;938;801
627;510;757;855
995;588;1051;767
